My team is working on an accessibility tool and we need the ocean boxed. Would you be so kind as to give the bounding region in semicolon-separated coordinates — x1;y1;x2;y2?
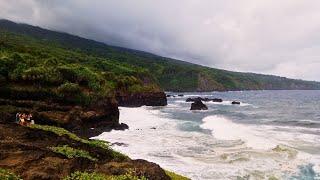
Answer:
94;90;320;180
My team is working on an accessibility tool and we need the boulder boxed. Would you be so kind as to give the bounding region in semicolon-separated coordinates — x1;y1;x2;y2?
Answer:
186;97;213;102
178;94;184;97
232;101;241;105
212;98;223;102
190;99;208;110
116;92;167;107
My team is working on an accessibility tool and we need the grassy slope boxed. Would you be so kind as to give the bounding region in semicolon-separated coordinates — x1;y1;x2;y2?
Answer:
1;19;320;92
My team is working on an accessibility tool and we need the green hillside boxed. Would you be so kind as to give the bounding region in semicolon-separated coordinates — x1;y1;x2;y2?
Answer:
1;19;320;92
0;21;161;107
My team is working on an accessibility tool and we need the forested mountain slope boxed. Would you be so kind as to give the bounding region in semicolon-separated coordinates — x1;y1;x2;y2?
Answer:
1;19;319;92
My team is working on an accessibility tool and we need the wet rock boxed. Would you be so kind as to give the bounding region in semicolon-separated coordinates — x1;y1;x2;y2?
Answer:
111;142;129;147
150;127;156;130
232;101;241;105
114;123;129;130
178;94;184;97
212;98;223;102
116;92;167;107
186;97;212;102
190;99;208;110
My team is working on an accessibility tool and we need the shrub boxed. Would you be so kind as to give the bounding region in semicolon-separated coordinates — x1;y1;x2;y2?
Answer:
21;66;62;84
30;125;128;160
64;171;147;180
165;170;190;180
64;171;106;180
0;75;6;85
50;145;97;161
0;168;22;180
57;82;81;95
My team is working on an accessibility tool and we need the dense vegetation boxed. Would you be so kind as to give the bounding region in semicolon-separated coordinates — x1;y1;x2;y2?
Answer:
1;19;319;92
0;168;22;180
0;23;161;106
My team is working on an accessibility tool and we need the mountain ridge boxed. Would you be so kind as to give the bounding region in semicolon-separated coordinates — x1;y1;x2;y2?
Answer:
1;19;319;91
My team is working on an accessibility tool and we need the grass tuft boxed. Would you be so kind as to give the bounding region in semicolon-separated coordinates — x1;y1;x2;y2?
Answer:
30;124;128;160
63;171;147;180
0;168;22;180
50;145;97;161
165;170;190;180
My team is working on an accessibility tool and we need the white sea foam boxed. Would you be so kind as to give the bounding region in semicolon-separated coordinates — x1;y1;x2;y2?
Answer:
200;115;276;150
206;100;251;107
93;106;320;179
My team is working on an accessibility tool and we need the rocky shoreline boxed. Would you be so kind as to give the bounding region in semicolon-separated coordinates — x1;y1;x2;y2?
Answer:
0;123;170;180
0;90;191;179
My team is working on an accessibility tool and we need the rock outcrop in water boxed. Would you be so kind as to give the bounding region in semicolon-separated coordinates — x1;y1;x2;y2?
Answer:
232;101;241;105
190;99;208;110
116;92;167;107
186;97;222;103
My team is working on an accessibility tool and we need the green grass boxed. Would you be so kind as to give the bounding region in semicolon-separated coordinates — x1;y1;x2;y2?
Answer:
0;168;22;180
165;170;190;180
50;145;97;161
30;124;128;160
63;171;147;180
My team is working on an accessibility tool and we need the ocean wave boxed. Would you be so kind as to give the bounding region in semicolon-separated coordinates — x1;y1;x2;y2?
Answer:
94;106;320;180
200;115;276;150
271;119;320;128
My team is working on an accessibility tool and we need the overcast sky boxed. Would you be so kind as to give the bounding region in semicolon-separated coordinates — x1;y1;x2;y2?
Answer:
1;0;320;81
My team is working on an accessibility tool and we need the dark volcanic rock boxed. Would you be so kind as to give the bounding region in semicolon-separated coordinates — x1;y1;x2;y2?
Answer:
0;123;170;180
116;92;167;107
186;97;215;102
232;101;241;105
114;123;129;131
0;98;120;138
178;94;184;97
186;97;195;102
190;99;208;110
212;98;223;102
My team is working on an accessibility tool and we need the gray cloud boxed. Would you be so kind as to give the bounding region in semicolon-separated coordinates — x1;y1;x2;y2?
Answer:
1;0;320;81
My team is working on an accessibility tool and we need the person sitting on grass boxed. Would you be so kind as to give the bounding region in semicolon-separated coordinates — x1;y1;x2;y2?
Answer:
15;113;20;123
19;113;26;126
26;113;34;125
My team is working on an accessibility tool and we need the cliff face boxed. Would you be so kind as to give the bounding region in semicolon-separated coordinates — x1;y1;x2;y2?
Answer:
0;90;168;137
0;97;120;137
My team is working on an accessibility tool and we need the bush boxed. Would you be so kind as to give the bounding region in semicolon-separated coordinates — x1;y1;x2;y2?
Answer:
165;170;190;180
30;125;128;160
22;67;62;84
0;168;22;180
0;75;6;85
50;145;97;161
57;82;81;95
64;171;147;180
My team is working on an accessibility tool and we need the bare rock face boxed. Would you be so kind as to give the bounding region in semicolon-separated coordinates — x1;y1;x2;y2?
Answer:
190;99;208;110
0;97;121;138
116;92;167;107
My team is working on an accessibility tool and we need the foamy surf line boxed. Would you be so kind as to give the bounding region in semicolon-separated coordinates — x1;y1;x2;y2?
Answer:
93;106;320;179
200;115;276;150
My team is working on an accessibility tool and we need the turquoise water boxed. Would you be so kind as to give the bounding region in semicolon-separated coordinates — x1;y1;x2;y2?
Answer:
96;90;320;179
